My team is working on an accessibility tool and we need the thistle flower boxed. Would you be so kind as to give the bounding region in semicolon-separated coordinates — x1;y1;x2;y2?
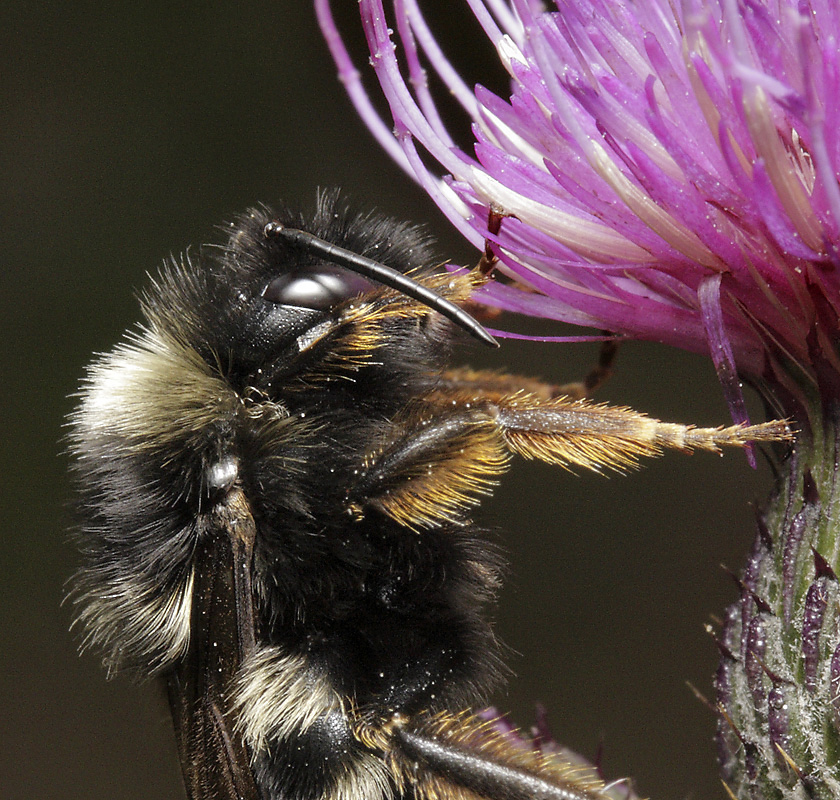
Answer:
318;0;840;417
317;0;840;797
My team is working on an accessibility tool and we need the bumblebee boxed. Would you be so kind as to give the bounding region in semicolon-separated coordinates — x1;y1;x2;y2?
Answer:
69;192;787;800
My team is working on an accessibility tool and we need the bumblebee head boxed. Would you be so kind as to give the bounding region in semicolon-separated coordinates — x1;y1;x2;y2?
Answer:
142;195;493;394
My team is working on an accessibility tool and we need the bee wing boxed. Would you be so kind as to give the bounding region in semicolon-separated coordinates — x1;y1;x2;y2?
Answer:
166;489;263;800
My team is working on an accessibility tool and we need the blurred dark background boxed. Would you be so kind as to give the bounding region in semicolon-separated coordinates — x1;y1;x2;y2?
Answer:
3;2;777;798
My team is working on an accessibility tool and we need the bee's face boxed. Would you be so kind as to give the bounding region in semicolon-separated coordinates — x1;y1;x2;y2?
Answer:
145;203;448;395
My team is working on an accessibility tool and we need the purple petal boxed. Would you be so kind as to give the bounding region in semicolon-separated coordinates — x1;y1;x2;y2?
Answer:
697;275;754;463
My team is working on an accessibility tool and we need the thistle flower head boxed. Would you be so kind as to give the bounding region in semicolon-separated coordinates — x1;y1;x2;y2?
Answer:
317;2;840;797
317;0;840;417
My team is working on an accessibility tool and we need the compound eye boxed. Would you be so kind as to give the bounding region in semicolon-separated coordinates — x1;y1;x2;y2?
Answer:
262;269;371;311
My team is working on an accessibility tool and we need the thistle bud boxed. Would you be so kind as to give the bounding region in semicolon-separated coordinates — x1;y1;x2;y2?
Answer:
716;418;840;798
